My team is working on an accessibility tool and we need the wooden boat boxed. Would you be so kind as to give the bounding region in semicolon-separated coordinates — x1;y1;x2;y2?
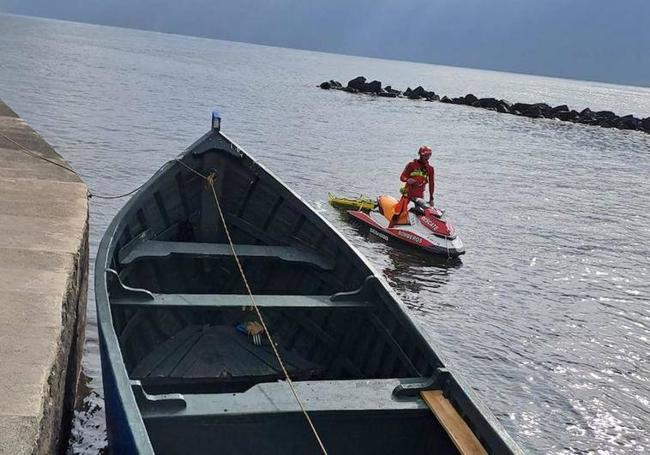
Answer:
95;112;523;454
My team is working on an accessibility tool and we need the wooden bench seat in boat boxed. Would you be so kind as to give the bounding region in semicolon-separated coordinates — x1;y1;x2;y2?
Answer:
132;378;453;454
108;270;379;311
134;378;428;416
118;238;334;270
112;293;372;309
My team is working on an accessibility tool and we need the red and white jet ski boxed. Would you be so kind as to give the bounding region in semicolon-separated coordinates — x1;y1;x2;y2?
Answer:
348;195;465;257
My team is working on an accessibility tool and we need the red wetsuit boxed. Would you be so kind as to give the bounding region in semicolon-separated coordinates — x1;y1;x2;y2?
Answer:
400;159;435;200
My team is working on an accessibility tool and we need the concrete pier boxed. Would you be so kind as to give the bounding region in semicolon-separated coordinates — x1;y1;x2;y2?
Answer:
0;101;88;454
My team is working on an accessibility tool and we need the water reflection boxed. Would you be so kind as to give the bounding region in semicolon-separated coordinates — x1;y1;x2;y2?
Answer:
383;246;461;289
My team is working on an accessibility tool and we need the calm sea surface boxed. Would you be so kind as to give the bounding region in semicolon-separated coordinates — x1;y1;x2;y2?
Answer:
1;13;649;454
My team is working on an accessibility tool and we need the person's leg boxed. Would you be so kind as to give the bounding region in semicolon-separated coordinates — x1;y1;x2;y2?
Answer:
389;197;409;228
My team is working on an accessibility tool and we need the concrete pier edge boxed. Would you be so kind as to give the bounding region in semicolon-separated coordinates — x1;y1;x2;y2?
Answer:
0;100;89;454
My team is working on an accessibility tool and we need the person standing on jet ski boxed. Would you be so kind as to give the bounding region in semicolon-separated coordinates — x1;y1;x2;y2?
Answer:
400;145;435;204
390;146;435;226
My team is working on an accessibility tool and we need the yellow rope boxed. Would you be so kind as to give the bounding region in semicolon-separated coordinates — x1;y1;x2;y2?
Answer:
176;158;208;180
0;131;156;200
177;158;329;455
0;131;78;174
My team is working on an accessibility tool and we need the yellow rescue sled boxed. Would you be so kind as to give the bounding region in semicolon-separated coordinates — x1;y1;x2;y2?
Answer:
328;193;376;211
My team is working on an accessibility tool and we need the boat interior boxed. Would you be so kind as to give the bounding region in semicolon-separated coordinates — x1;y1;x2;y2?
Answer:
103;140;493;453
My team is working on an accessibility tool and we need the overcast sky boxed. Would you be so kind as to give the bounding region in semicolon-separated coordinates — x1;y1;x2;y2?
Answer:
1;0;649;86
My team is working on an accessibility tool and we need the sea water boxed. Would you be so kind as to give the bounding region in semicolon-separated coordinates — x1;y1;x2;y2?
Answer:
1;13;649;454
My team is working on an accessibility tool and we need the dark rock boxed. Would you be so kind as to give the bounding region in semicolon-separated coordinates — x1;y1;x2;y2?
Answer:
556;110;579;121
577;115;599;125
595;112;619;128
478;98;501;110
497;100;512;113
511;103;533;115
532;103;553;118
329;77;649;134
411;86;426;97
509;103;551;118
568;110;580;120
319;80;343;89
464;94;478;105
594;110;617;120
511;102;549;118
616;115;641;130
408;86;429;99
366;80;382;93
345;76;383;94
641;117;650;132
550;105;569;117
347;76;367;91
526;105;544;118
576;108;598;124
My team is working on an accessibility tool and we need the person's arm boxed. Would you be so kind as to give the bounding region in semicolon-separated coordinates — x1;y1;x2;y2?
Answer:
428;165;435;202
400;162;412;183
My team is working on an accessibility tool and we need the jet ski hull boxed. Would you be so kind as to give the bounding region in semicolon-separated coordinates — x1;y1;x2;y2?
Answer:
348;210;465;257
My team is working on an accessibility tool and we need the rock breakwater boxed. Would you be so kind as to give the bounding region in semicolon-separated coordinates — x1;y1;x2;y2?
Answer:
319;77;650;134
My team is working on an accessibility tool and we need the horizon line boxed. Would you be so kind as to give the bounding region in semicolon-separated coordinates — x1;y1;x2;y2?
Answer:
2;10;649;90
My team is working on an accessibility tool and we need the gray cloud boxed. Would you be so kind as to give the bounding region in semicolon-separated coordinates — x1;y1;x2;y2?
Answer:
1;0;648;86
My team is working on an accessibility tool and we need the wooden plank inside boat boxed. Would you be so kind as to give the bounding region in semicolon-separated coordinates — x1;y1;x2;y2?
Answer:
119;239;334;270
421;390;488;455
111;293;372;309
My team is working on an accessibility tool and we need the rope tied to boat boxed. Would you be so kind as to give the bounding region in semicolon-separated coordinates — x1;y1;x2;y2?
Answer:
205;172;217;190
175;159;329;455
0;131;158;200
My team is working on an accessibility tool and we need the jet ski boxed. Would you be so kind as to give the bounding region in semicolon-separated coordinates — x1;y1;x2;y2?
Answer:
348;195;465;257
